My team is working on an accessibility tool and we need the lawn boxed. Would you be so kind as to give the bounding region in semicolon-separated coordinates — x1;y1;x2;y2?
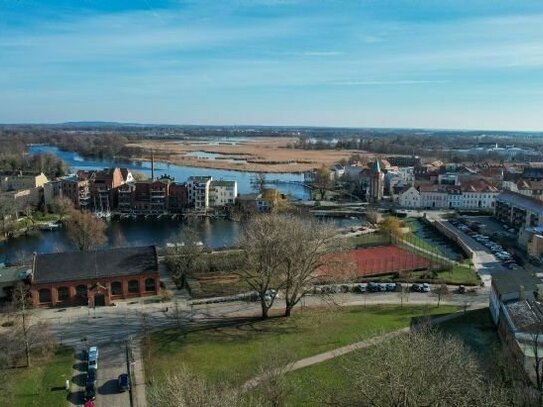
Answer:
284;308;501;406
3;346;73;407
144;305;457;388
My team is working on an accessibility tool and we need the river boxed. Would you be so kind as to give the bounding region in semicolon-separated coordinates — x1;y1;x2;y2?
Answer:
0;146;361;263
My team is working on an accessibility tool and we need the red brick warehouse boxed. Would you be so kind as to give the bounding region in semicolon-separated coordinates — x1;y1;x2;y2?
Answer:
29;246;160;308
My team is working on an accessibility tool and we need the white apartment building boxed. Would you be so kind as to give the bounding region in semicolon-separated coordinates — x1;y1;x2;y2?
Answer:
187;176;212;210
209;180;237;207
398;182;499;210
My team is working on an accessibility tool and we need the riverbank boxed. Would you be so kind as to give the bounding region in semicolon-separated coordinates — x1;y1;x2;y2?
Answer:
125;137;365;173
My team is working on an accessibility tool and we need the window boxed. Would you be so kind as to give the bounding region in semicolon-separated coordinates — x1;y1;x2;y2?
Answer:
145;278;156;292
111;281;122;296
57;286;69;301
39;288;51;303
76;285;87;298
128;280;139;294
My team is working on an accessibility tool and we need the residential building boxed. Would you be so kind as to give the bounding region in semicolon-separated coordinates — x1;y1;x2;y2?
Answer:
0;264;30;300
398;180;498;209
495;191;543;231
30;246;160;308
489;270;543;385
168;183;189;213
187;176;212;210
0;171;48;192
43;180;63;207
79;168;124;212
518;227;543;258
209;180;237;207
387;155;421;167
60;175;91;209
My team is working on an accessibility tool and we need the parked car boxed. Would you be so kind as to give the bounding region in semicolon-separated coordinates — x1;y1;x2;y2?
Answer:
385;283;396;292
86;369;97;387
118;373;130;392
367;282;380;293
420;283;431;293
457;285;466;294
378;283;388;292
85;383;96;401
411;283;422;292
84;401;95;407
355;283;367;293
88;346;99;370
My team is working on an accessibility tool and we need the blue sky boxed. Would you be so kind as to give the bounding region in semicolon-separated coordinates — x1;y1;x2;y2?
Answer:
1;0;543;130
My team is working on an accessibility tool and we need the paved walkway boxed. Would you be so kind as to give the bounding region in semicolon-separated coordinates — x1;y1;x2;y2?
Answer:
132;341;147;407
241;306;487;392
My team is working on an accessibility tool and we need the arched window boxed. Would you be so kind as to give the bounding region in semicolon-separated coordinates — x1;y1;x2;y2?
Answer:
111;281;122;296
57;286;69;301
145;278;156;292
76;285;87;298
39;288;51;303
128;280;139;294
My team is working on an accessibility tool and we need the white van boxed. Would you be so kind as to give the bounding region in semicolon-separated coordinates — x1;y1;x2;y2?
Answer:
88;346;99;370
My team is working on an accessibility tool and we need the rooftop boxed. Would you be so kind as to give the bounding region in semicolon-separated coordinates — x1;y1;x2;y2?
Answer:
497;190;543;214
32;245;158;284
492;269;541;297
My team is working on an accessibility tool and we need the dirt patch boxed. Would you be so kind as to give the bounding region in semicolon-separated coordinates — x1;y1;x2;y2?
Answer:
127;137;369;173
188;272;249;298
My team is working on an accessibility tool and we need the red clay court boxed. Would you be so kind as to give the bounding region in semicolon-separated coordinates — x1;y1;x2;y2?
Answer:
319;245;433;279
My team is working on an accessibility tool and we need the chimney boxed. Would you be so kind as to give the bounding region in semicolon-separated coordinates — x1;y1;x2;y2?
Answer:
151;150;155;181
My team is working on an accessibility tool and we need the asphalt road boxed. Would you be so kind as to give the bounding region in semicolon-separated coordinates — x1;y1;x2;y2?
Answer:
68;343;130;407
440;219;506;286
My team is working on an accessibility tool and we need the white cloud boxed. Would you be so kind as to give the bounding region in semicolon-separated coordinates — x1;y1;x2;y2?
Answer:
331;80;450;86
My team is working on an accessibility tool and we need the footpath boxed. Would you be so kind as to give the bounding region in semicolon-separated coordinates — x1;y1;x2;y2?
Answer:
241;305;487;392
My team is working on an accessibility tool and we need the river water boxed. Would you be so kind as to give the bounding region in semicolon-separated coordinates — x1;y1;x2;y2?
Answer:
0;146;361;263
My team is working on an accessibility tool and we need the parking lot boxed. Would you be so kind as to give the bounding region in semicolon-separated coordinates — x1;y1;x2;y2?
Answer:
440;219;507;286
408;218;464;261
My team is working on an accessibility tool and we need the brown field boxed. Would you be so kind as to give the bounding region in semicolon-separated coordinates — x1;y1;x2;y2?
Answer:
127;137;370;173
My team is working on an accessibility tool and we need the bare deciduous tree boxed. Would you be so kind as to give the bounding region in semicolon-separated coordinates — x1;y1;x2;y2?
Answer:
282;217;339;317
50;196;74;220
432;284;451;308
336;326;511;407
65;210;107;251
148;365;243;407
165;225;203;289
238;214;289;319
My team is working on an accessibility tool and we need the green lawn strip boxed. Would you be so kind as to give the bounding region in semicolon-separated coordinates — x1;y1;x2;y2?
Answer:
5;346;73;407
438;308;502;373
144;305;457;388
284;308;498;406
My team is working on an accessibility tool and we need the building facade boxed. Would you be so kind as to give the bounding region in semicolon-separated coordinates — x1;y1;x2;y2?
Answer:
495;191;543;231
209;180;237;207
187;176;212;210
30;246;160;308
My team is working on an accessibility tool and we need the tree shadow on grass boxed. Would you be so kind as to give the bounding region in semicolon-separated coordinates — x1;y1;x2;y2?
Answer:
67;389;84;405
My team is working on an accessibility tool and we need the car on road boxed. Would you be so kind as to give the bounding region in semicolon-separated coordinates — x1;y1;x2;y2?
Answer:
85;383;96;401
88;346;99;370
85;369;97;387
385;283;396;292
411;283;422;292
355;283;367;293
420;283;431;292
118;373;130;392
457;285;466;294
367;282;380;293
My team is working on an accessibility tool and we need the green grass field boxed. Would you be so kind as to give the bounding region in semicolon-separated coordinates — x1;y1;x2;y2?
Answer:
284;308;500;406
144;305;457;389
3;346;73;407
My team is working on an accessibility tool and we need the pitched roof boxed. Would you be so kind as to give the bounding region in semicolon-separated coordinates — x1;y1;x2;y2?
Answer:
497;190;543;214
32;246;158;284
